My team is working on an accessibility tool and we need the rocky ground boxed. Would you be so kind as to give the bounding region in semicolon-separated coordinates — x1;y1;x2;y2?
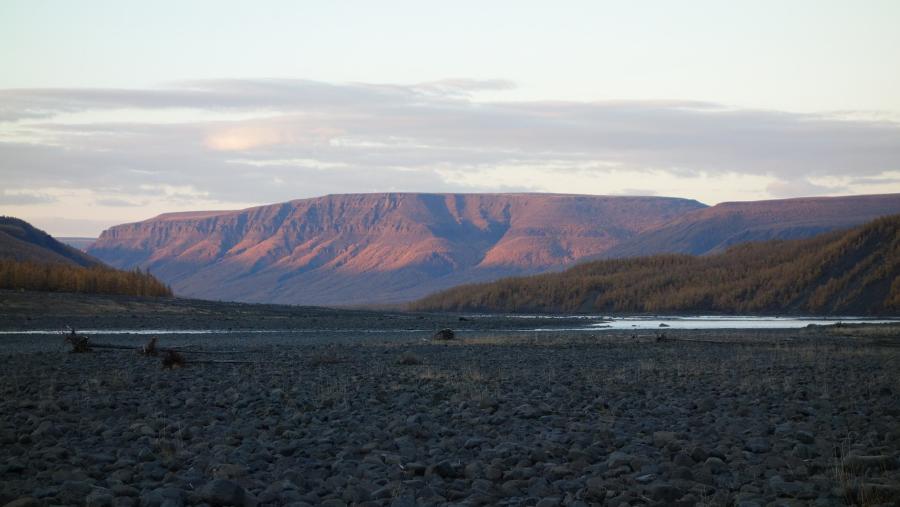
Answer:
1;323;899;507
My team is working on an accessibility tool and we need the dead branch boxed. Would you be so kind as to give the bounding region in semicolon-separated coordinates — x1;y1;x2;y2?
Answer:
60;329;257;368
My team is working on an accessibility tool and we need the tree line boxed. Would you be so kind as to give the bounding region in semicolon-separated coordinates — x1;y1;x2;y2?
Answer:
0;259;173;297
410;214;900;315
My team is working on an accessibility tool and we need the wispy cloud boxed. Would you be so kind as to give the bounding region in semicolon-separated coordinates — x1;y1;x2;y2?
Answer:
0;191;57;205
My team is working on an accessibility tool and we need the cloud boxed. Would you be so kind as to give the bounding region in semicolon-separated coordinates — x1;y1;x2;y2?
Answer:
1;78;899;231
412;78;517;97
0;191;57;205
766;177;847;198
95;198;142;207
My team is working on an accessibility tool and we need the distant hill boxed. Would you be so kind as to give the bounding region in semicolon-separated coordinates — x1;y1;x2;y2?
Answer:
58;237;97;251
88;193;705;305
603;194;900;258
0;217;171;297
411;215;900;316
0;217;102;267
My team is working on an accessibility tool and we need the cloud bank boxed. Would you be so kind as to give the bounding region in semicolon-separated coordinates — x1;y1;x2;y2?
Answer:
1;78;899;234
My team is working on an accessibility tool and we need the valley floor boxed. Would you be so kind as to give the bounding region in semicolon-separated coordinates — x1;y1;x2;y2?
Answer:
0;294;899;506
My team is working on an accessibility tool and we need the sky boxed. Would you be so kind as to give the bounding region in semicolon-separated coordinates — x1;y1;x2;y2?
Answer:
2;1;900;236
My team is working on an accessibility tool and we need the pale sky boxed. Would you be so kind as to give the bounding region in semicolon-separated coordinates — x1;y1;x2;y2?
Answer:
2;0;900;236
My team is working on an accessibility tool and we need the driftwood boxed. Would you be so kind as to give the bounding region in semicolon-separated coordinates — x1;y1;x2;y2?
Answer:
63;330;91;353
63;328;254;368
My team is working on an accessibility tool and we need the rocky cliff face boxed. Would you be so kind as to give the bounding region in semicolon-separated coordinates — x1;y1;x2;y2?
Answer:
89;193;705;305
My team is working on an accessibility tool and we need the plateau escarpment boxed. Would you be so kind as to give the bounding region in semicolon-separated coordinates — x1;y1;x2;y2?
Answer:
88;193;704;305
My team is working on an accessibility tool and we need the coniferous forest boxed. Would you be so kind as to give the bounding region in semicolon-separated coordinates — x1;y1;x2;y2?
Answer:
0;259;172;297
411;215;900;315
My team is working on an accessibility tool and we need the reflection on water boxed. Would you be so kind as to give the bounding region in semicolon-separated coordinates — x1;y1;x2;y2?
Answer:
592;316;899;330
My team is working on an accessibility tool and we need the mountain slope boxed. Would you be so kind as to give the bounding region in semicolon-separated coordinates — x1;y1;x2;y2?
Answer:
88;193;705;305
0;216;103;267
411;215;900;315
603;194;900;258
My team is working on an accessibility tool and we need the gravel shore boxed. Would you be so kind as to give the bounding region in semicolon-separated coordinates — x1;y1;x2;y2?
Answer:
2;324;899;507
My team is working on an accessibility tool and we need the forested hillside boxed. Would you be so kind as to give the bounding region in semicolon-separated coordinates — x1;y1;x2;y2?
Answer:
0;260;173;297
0;217;172;297
411;215;900;315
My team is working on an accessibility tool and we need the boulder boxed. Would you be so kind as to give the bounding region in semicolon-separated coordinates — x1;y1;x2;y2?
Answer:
432;328;455;340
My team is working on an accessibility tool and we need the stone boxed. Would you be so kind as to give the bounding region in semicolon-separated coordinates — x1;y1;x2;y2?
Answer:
86;488;115;507
139;488;184;507
652;431;676;447
635;473;656;484
705;457;728;474
59;481;94;504
673;451;694;467
584;477;607;500
606;452;634;470
432;328;455;340
112;484;140;497
744;437;771;453
794;431;815;444
30;420;60;438
428;460;463;478
648;483;683;503
690;446;709;463
199;479;248;506
2;499;39;507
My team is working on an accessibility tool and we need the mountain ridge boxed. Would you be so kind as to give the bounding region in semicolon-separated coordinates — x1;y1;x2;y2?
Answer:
89;193;705;305
88;192;900;306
